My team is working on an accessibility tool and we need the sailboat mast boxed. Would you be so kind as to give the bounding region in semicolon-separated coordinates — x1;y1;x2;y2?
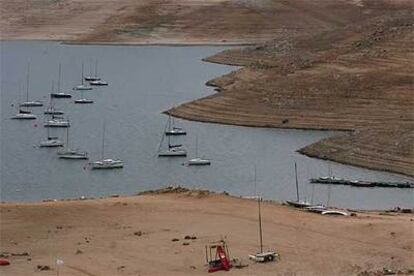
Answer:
81;62;84;85
254;165;257;196
101;122;106;159
95;59;98;78
26;62;30;102
66;126;70;149
295;162;300;202
258;196;263;253
195;136;198;157
58;64;62;92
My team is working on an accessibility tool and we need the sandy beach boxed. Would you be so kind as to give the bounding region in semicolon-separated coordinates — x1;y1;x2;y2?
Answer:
0;188;413;276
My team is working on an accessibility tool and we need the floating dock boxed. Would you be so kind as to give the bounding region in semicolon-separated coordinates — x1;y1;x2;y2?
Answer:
310;177;414;189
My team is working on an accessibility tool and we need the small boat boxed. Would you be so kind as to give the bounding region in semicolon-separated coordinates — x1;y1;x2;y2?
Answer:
20;63;43;107
91;122;123;169
44;116;70;128
286;162;311;208
165;115;186;136
84;59;101;81
89;80;108;86
57;128;88;159
40;137;64;147
187;136;210;166
73;63;92;91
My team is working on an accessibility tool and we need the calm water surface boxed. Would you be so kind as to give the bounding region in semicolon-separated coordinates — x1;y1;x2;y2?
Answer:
1;41;413;209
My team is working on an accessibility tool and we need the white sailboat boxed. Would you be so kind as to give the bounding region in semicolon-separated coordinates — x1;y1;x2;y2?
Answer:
44;82;64;115
74;89;94;104
57;127;88;159
51;64;71;98
11;84;37;120
286;162;311;208
73;63;92;91
44;115;70;128
188;136;210;166
165;115;186;136
20;63;43;107
84;59;101;81
248;195;279;263
40;127;63;147
158;132;187;157
91;123;123;169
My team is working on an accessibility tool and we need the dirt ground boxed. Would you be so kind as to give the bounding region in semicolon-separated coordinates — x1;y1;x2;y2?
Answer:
1;0;413;175
1;188;413;276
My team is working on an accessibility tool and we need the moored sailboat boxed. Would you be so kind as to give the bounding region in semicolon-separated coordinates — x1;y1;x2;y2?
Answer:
20;63;43;107
286;162;311;208
165;115;186;136
73;63;92;91
51;64;71;98
44;115;70;128
188;136;210;166
91;122;123;169
57;127;88;159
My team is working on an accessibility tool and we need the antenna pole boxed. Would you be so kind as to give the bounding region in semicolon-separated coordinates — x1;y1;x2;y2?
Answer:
295;162;300;202
258;196;263;253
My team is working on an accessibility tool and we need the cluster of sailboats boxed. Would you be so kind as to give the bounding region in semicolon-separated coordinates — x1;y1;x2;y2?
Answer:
10;61;124;169
158;115;211;166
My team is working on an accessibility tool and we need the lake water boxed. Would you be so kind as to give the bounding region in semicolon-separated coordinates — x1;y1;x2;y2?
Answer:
1;41;413;209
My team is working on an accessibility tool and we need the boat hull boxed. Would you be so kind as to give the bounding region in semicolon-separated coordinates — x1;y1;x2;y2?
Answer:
73;86;92;91
158;151;187;157
286;200;311;208
44;123;70;128
44;110;64;115
74;99;94;104
90;81;108;86
20;102;43;107
51;94;72;98
165;131;186;136
188;159;211;166
40;141;64;147
10;114;37;120
91;164;123;169
59;155;88;160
